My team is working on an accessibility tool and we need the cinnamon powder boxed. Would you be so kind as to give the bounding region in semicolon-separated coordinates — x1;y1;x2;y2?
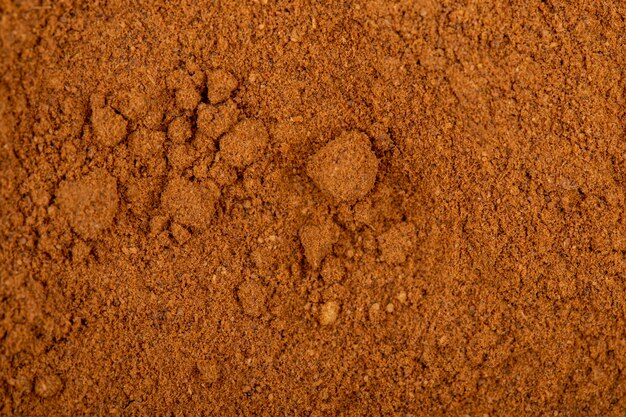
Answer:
1;1;625;415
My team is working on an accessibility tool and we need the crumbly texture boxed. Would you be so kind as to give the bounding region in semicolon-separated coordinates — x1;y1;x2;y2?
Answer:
0;1;625;416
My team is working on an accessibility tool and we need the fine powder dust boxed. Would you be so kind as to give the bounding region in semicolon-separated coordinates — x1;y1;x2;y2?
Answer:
0;1;625;416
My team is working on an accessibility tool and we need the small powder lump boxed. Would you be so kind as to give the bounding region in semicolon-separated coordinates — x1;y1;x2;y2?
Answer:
306;131;378;203
128;128;166;161
319;301;340;326
161;177;219;230
207;69;238;104
56;169;119;239
34;374;63;398
196;359;220;385
175;77;202;111
219;119;269;168
299;219;340;268
378;222;416;264
237;280;267;317
195;100;240;151
91;106;128;147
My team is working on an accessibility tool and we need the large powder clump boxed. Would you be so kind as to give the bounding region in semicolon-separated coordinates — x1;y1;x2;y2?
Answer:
56;169;119;239
306;131;378;203
161;177;219;230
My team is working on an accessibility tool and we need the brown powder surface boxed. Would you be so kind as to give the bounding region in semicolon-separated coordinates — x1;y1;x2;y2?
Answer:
0;1;625;416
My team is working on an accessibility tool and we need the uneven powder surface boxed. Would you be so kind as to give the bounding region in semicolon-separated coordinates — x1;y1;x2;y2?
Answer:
0;1;625;416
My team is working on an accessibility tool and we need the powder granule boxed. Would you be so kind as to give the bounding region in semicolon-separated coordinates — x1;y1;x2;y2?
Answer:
34;374;63;398
128;128;166;161
196;100;240;145
377;222;416;264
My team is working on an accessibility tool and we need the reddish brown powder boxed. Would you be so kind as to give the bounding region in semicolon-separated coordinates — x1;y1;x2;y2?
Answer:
1;1;625;416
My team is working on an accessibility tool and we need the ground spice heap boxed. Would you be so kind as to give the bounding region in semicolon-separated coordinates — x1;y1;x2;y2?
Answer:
1;1;625;416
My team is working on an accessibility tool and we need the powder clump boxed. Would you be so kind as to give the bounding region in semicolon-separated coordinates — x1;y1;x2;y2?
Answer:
91;106;128;147
161;177;219;230
34;374;63;398
128;128;166;161
56;169;119;239
306;131;378;203
197;359;220;384
378;222;416;264
219;119;269;168
195;100;240;151
237;280;267;317
207;69;238;104
299;219;340;268
319;301;340;326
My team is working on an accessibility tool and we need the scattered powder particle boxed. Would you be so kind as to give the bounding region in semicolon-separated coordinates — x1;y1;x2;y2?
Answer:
161;177;219;230
207;69;238;104
91;106;127;147
299;219;340;268
34;374;63;398
219;119;269;168
237;280;267;317
2;2;623;415
378;222;416;264
306;131;379;203
56;169;119;239
319;301;340;326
